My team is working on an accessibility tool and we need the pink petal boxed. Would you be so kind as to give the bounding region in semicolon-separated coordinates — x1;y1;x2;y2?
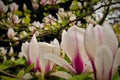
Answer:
21;42;29;58
111;48;120;79
103;23;118;54
36;57;41;72
44;53;77;74
28;34;39;69
94;25;104;47
45;61;51;75
72;50;84;74
38;42;59;74
95;45;113;80
84;24;97;59
61;26;85;63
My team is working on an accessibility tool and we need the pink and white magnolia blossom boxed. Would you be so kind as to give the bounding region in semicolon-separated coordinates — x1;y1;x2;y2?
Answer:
84;23;120;80
7;28;15;39
21;34;60;75
45;26;91;74
40;0;47;6
0;0;8;13
11;15;21;25
9;3;18;12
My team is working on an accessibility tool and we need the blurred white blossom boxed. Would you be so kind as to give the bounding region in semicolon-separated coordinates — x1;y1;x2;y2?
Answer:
9;2;19;12
7;28;15;39
0;0;8;13
0;47;7;55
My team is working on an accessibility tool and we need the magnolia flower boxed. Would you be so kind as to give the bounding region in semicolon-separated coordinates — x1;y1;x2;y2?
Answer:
7;28;15;39
0;47;7;55
40;0;47;6
56;8;67;20
11;15;21;24
10;3;18;12
9;47;14;56
32;21;44;28
44;14;56;25
69;14;76;21
47;0;56;5
0;0;8;13
19;31;28;39
0;47;7;61
32;3;39;11
21;34;60;75
23;4;27;10
45;26;91;74
84;23;120;80
78;2;82;9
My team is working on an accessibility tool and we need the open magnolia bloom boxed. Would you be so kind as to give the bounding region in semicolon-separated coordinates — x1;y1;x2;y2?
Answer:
45;26;91;75
84;23;120;80
20;34;60;75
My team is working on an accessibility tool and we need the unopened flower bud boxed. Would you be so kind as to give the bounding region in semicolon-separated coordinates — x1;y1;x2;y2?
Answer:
7;28;15;39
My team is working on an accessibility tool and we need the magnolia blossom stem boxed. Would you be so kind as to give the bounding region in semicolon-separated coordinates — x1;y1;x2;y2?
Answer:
40;72;44;80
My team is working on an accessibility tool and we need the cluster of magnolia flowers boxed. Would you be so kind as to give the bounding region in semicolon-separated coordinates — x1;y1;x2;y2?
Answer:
0;0;103;43
0;0;120;79
19;22;120;80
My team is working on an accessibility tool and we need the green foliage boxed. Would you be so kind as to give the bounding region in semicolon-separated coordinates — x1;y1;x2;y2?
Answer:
25;63;35;73
112;70;120;80
23;16;30;24
70;0;78;10
17;69;25;77
14;58;26;65
69;72;93;80
0;61;11;70
14;11;23;17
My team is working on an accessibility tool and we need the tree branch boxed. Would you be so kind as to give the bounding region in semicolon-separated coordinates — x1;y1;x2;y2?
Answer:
57;1;120;35
0;70;27;80
99;0;112;24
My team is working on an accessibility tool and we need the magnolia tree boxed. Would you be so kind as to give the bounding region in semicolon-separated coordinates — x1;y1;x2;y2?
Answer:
0;0;120;80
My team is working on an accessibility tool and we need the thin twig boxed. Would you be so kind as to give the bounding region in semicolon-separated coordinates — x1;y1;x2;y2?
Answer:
99;0;112;24
57;1;120;35
0;70;27;80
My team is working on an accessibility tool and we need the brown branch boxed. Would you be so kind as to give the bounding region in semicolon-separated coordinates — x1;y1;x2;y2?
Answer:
0;70;27;80
99;0;112;25
0;1;120;43
57;1;120;35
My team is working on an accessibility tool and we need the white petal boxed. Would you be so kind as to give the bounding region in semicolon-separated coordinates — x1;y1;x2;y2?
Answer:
38;42;59;73
112;48;120;77
61;30;67;50
21;42;29;58
103;22;118;53
61;26;85;61
44;53;77;74
50;71;72;79
94;25;104;47
23;73;33;79
95;45;113;80
7;28;15;38
9;47;14;56
28;34;39;65
84;24;97;59
50;38;60;55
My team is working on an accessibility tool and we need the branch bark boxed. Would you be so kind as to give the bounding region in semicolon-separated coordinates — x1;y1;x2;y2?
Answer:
57;1;120;35
99;0;112;25
0;70;27;80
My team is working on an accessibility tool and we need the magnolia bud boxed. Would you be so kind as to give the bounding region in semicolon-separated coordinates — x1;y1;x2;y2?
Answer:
9;47;14;56
7;28;15;39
